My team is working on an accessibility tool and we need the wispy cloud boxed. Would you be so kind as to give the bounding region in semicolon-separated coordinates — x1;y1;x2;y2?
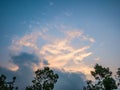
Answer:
0;61;19;71
7;63;19;71
9;25;95;77
81;35;95;43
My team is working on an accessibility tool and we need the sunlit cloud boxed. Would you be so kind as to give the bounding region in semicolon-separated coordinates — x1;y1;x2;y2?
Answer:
9;30;47;53
9;25;95;77
81;35;95;43
0;62;19;72
7;63;19;71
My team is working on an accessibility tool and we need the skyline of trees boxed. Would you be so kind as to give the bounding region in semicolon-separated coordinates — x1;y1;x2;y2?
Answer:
0;74;18;90
0;64;120;90
84;64;120;90
26;67;59;90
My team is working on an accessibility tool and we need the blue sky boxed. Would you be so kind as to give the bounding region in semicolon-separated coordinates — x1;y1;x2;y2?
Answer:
0;0;120;90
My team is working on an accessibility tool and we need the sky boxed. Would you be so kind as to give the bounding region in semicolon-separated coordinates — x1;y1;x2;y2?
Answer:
0;0;120;90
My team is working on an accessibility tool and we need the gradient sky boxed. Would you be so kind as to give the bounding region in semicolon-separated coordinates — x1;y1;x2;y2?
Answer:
0;0;120;90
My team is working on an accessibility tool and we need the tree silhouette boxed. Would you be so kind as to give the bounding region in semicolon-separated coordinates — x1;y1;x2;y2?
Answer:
84;64;118;90
26;67;59;90
115;68;120;88
0;74;18;90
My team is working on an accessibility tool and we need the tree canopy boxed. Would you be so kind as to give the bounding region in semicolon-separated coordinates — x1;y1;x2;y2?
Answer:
0;74;18;90
26;67;59;90
84;64;120;90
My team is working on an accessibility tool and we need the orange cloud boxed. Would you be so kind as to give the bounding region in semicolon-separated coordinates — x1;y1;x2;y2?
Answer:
7;63;19;71
0;62;19;72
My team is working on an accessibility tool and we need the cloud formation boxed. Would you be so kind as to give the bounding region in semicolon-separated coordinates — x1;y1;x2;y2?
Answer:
0;62;19;72
0;25;96;89
0;53;38;90
54;71;86;90
9;26;95;77
0;51;86;90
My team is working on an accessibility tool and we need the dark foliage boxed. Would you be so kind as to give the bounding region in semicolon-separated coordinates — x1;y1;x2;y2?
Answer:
26;67;59;90
84;64;119;90
0;74;18;90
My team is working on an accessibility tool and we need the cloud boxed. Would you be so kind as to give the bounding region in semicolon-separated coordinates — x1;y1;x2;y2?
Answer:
0;52;86;90
0;55;19;72
9;30;47;53
0;53;35;90
0;64;86;90
11;52;39;65
9;26;95;77
10;52;49;71
81;35;95;43
9;34;37;53
6;63;19;71
40;43;93;75
1;25;96;89
2;52;49;90
0;62;19;72
54;71;86;90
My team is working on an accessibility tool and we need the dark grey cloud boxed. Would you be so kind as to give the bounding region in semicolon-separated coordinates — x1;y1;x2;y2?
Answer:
0;67;16;78
54;70;86;90
0;52;39;90
10;52;44;89
0;69;86;90
0;68;86;90
11;52;49;67
0;52;39;89
0;66;33;90
11;52;39;65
